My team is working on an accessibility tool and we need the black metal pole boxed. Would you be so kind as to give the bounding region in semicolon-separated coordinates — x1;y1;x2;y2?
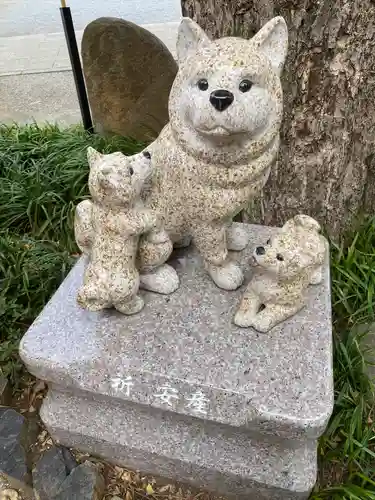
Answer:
60;6;93;132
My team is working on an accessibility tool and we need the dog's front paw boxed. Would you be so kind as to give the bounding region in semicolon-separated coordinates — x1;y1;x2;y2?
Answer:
206;261;243;290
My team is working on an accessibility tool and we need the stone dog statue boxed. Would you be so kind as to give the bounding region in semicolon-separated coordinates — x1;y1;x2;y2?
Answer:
234;215;328;332
75;148;172;314
136;16;289;293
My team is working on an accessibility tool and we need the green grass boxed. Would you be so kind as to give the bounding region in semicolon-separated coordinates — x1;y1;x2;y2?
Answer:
0;123;374;498
331;220;375;326
312;222;375;499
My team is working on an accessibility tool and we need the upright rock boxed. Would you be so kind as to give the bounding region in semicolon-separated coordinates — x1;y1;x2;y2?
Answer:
33;446;104;500
53;463;105;500
0;408;28;483
33;446;75;500
82;18;178;141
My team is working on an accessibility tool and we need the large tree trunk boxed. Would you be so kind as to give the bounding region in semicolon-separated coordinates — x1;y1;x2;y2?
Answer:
181;0;375;238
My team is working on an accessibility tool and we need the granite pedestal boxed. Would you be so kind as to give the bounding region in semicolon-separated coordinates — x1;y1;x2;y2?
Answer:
20;223;334;500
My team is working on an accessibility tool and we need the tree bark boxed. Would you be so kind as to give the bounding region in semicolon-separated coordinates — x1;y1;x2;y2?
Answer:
181;0;375;238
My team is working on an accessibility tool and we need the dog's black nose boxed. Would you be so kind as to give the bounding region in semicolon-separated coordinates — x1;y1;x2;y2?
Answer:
256;246;265;255
209;89;234;112
143;150;151;159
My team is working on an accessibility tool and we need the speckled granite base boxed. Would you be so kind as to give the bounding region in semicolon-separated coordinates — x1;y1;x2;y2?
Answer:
20;224;333;499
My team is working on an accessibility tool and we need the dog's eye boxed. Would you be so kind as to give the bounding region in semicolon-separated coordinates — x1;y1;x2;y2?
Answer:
239;79;253;93
276;254;284;261
143;150;151;159
129;167;134;176
267;239;271;245
197;78;209;91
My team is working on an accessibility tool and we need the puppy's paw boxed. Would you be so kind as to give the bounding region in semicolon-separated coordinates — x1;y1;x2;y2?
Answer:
234;310;255;328
250;314;275;333
227;224;249;251
143;211;159;230
147;229;170;244
77;286;108;312
115;295;144;315
310;266;323;285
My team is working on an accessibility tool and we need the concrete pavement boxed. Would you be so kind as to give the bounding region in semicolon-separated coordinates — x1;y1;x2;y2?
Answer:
0;0;181;36
0;22;179;125
0;22;178;76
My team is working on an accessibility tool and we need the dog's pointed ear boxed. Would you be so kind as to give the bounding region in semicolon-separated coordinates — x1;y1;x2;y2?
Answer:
177;17;211;62
87;147;103;168
251;16;288;75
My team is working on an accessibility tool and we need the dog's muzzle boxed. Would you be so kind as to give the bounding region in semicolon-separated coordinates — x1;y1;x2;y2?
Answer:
210;89;234;112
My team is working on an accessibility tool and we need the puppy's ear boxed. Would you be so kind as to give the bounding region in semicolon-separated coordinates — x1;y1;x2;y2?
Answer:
281;217;297;233
87;147;103;169
282;214;321;233
177;17;211;63
293;214;321;233
250;16;288;75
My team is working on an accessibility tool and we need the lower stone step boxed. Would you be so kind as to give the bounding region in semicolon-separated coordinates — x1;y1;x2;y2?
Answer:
42;389;317;500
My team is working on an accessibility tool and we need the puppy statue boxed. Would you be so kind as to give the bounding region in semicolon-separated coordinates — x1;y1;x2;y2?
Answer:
234;215;327;332
75;148;172;315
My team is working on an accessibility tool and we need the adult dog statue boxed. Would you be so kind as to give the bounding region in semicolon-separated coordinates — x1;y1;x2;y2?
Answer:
137;16;288;293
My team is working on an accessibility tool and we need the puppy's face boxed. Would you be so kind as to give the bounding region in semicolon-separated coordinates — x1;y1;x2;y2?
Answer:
87;148;152;206
170;42;281;142
253;232;311;281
